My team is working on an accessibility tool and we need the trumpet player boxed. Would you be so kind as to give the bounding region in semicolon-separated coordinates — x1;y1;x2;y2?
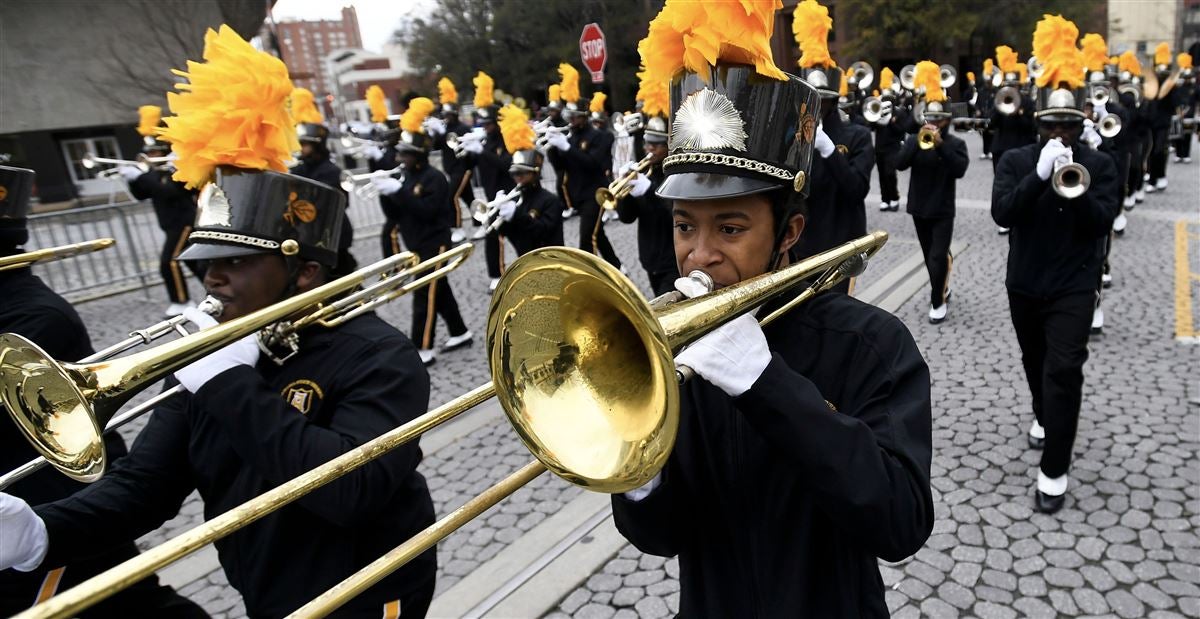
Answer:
991;17;1119;514
432;78;472;242
124;105;205;317
895;83;969;325
0;165;205;618
871;93;907;212
460;72;513;291
614;116;678;295
990;46;1037;235
289;110;357;277
493;105;564;256
1;29;438;616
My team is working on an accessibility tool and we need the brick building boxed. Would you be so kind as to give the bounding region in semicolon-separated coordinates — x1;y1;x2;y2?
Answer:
276;6;363;97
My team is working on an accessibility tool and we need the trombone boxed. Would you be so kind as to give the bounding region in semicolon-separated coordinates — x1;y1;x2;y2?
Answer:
15;232;887;619
469;186;523;232
0;238;115;272
595;152;654;211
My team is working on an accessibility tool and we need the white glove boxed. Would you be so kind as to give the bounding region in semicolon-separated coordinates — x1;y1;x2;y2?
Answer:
814;127;836;158
1036;138;1071;180
423;117;446;136
547;131;571;152
174;308;260;392
875;103;894;126
498;200;517;221
364;145;386;161
672;278;771;397
629;174;652;198
1095;103;1109;121
462;139;484;155
117;165;143;181
1081;119;1103;149
617;161;636;176
371;176;403;196
0;493;48;572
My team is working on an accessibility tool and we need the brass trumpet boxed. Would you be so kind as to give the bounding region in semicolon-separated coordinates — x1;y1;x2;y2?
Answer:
862;96;886;123
996;86;1022;115
595;152;655;210
1051;153;1091;199
917;127;939;150
1098;114;1122;139
470;186;523;231
340;165;406;200
0;238;115;272
849;61;874;90
81;153;172;178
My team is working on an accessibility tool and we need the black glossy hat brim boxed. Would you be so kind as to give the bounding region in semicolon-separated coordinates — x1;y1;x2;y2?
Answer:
177;241;273;262
656;172;782;201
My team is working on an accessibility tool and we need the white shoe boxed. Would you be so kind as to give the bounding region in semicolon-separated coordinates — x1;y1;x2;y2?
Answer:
488;277;500;292
441;330;474;351
979;153;989;160
1145;183;1156;194
1029;419;1045;441
928;303;947;324
1134;188;1145;203
450;228;466;244
997;226;1010;235
562;207;577;219
601;210;616;223
1174;156;1183;163
1123;195;1135;208
165;302;189;317
1185;157;1192;163
987;153;993;160
878;200;892;211
1091;307;1104;335
471;227;488;241
1155;178;1167;190
1101;273;1113;288
418;349;436;366
1143;173;1150;182
1112;212;1127;234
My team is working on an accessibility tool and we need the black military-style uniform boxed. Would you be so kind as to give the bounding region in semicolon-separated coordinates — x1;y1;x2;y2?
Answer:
497;182;563;256
128;169;204;304
384;161;469;350
368;147;406;257
992;142;1119;481
872;108;908;207
33;314;437;618
977;82;996;156
463;131;516;278
547;124;622;269
989;95;1037;172
615;165;678;296
0;265;204;618
434;118;474;228
613;291;934;618
793;111;874;289
896;128;969;308
1146;90;1176;186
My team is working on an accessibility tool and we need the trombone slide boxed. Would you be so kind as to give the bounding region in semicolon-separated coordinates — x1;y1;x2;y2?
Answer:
0;238;116;272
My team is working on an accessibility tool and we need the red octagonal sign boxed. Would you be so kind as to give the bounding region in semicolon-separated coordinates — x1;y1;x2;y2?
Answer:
580;23;607;83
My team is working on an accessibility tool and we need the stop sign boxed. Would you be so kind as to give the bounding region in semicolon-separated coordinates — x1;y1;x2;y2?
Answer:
579;23;607;83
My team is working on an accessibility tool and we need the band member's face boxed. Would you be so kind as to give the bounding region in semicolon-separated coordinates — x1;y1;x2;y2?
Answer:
569;114;586;129
931;117;950;132
1039;120;1083;148
549;108;562;120
592;120;605;131
300;143;315;159
819;96;837;118
399;151;420;169
673;194;804;288
203;254;290;321
482;120;498;135
643;142;668;164
511;170;535;186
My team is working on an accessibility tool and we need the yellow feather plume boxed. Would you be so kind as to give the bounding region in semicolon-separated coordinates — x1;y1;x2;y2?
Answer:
1080;34;1108;72
366;85;388;123
474;71;495;108
914;60;945;102
996;45;1019;74
548;84;561;103
637;0;786;87
558;64;580;103
792;0;835;69
838;69;849;96
879;66;894;90
1032;14;1084;89
400;97;434;133
1016;62;1028;83
1180;53;1194;70
967;71;976;83
137;105;162;137
438;77;458;105
1155;42;1170;66
590;92;607;113
159;25;299;190
1109;55;1119;66
1119;50;1141;77
498;104;535;154
290;88;323;124
983;58;994;77
636;66;671;117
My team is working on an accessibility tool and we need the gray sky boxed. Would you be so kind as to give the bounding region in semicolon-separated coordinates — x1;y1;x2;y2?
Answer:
270;0;433;53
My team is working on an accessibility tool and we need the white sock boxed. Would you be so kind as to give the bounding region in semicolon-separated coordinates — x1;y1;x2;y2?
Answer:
1037;469;1068;496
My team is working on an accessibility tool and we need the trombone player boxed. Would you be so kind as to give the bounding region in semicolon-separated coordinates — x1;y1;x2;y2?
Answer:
614;116;678;296
615;3;933;614
0;28;438;617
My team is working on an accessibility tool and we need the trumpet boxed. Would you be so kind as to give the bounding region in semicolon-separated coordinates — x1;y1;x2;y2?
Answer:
338;135;385;158
1098;114;1122;138
0;238;115;272
899;64;917;91
1051;150;1091;199
446;130;485;158
469;186;523;231
81;153;172;177
1027;55;1044;80
939;64;957;89
595;152;654;211
849;61;874;90
1090;84;1111;107
917;126;939;150
340;165;406;200
862;96;886;123
996;86;1022;115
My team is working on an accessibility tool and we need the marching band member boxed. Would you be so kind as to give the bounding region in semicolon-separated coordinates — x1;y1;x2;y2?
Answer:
1118;51;1152;206
0;166;205;618
373;98;473;365
546;63;623;270
614;4;932;615
991;15;1119;514
1173;53;1196;164
493;104;563;256
615;116;678;296
979;59;997;160
363;85;407;258
460;72;514;291
588;92;614;169
289;89;357;276
873;68;907;212
0;27;437;617
545;84;574;220
123;105;205;316
1145;43;1176;194
895;62;970;325
792;0;874;291
433;77;472;242
990;46;1037;234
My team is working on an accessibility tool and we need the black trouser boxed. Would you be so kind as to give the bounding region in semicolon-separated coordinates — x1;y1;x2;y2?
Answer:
578;198;621;269
1008;290;1094;478
647;269;679;297
876;149;900;203
485;228;504;278
1116;151;1131;203
1176;131;1194;158
411;244;468;350
448;169;471;229
160;223;204;304
1128;136;1146;195
981;128;994;155
380;220;404;258
1148;127;1170;183
912;215;953;307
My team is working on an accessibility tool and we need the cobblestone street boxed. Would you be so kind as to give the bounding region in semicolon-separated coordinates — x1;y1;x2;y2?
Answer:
57;133;1200;618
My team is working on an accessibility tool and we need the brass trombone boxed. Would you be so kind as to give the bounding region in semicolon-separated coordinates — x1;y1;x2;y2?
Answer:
595;152;655;211
15;232;887;619
0;238;115;272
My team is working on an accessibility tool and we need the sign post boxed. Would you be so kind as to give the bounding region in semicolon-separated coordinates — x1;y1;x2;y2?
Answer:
579;23;607;83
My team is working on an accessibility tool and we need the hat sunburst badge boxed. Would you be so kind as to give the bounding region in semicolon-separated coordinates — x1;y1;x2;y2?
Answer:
196;183;232;227
672;88;747;152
